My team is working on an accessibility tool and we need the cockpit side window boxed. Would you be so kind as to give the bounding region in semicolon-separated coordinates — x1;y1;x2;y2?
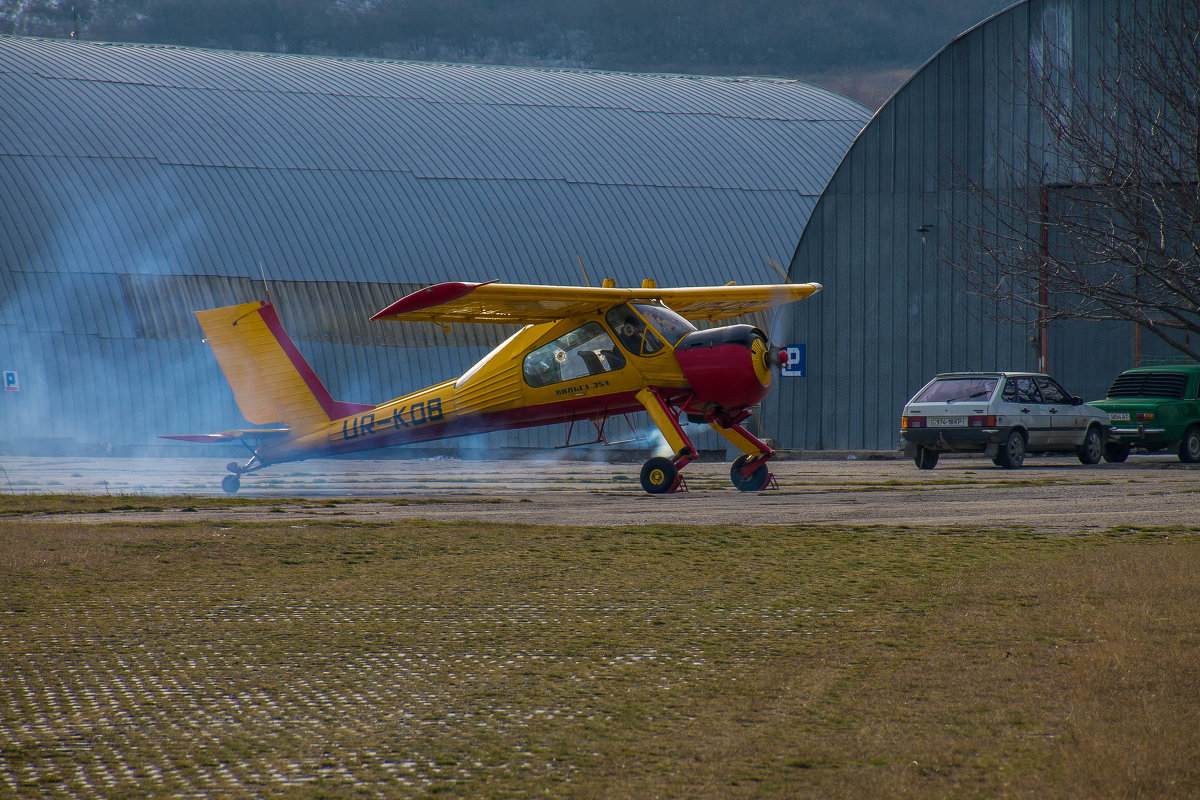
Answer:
522;322;625;388
606;304;676;356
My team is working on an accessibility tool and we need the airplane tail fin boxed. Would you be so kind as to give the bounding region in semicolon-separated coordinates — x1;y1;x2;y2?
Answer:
195;301;373;434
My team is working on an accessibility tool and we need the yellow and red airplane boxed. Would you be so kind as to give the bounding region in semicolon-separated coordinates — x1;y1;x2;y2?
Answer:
162;279;820;494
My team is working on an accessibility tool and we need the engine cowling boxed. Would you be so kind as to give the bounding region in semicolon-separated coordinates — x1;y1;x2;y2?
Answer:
673;325;783;414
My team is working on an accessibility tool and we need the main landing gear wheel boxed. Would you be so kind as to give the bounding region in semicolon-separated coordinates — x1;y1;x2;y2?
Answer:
730;454;771;492
640;457;679;494
221;474;241;494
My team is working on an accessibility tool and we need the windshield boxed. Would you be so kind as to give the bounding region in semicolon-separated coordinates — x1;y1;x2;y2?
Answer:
631;303;695;346
914;377;998;403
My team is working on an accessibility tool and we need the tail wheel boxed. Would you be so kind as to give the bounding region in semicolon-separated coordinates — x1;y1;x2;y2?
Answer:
730;454;770;492
640;457;679;494
1077;426;1103;465
913;447;939;470
993;430;1026;469
221;474;241;494
1179;425;1200;463
1103;442;1131;463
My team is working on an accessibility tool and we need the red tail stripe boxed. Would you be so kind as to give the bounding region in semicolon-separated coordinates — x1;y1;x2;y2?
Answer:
256;303;375;420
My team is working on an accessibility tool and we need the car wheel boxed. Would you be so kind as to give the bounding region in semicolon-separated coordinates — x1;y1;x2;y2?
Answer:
1077;426;1103;465
1179;425;1200;464
913;447;939;470
993;430;1026;469
1103;442;1130;463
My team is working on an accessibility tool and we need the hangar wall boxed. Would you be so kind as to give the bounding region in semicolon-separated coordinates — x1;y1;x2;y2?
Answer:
0;36;869;457
767;0;1183;451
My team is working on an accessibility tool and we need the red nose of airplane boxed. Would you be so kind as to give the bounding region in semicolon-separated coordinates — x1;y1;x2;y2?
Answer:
674;324;780;414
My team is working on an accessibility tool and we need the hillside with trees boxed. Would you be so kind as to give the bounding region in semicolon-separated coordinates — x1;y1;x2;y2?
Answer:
2;0;1011;106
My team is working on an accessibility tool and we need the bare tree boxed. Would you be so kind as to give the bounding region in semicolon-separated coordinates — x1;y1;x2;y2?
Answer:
949;0;1200;364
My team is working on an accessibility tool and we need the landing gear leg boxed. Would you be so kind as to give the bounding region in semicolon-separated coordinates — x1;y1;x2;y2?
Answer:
635;388;698;494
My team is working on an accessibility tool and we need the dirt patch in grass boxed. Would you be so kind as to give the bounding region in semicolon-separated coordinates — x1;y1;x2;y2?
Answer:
0;494;308;517
1;519;1198;798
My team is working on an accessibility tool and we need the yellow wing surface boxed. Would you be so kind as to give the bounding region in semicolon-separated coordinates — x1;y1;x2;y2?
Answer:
371;281;822;324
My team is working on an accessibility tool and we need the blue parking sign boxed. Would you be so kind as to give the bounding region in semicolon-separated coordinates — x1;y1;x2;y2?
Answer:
780;345;807;377
3;370;17;391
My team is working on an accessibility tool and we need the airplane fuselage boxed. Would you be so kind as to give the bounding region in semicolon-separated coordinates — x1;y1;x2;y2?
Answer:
259;311;693;464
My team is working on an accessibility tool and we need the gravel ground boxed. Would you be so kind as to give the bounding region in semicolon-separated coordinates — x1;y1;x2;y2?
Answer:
4;453;1198;531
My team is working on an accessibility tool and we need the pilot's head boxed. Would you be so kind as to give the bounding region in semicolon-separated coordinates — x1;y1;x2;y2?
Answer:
615;317;643;338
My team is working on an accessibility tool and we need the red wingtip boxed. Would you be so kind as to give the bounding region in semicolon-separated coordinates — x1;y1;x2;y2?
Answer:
371;280;498;320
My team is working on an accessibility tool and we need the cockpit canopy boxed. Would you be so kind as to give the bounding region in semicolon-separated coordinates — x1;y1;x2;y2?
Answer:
605;302;696;356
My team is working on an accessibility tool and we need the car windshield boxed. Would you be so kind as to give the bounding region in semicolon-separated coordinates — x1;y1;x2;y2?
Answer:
914;377;998;403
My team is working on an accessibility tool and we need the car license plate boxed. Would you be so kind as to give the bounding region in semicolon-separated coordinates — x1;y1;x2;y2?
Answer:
1108;412;1131;421
928;416;966;427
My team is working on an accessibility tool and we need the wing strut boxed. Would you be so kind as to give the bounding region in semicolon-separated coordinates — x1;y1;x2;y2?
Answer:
556;415;645;449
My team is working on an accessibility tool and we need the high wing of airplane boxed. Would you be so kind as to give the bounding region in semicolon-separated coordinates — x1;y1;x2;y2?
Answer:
162;279;820;494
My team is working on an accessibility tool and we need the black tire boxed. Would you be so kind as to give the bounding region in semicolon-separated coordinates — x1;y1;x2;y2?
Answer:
221;474;241;494
913;447;939;470
1077;426;1103;465
1179;425;1200;463
730;454;770;491
640;457;679;494
1103;442;1131;463
993;430;1026;469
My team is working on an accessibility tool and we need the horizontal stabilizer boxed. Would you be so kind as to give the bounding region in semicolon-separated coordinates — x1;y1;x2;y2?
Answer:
159;428;291;443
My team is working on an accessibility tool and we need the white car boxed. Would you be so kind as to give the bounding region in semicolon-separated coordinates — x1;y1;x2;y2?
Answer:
900;372;1111;469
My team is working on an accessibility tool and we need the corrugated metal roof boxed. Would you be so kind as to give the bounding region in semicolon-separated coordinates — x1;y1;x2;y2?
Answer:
1;154;823;284
1;36;866;288
0;36;865;117
2;61;861;188
0;34;866;456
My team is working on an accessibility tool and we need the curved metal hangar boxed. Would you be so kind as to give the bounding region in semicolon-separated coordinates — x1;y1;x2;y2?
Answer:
0;35;869;457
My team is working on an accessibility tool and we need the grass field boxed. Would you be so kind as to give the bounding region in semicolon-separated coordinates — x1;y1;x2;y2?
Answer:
2;496;1199;798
